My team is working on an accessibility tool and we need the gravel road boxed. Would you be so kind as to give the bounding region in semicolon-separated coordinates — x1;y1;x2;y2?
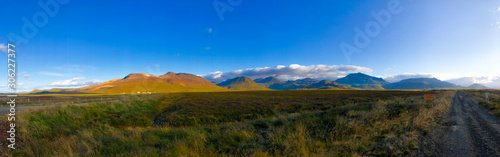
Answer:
438;91;500;157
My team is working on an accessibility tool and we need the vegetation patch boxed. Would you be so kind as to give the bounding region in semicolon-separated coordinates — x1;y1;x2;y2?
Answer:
2;90;453;156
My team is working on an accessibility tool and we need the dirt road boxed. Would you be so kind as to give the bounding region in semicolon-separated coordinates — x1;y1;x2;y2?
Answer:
439;91;500;157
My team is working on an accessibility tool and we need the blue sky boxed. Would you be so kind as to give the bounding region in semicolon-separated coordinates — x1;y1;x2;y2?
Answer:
1;0;500;92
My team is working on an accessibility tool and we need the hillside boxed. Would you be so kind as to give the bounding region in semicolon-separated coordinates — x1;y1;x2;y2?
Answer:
383;78;459;89
254;77;283;87
335;73;389;89
216;76;269;90
31;72;224;94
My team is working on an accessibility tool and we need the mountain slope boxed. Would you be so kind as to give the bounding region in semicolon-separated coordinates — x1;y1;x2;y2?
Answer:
335;73;389;89
217;76;269;90
254;77;283;87
383;78;459;89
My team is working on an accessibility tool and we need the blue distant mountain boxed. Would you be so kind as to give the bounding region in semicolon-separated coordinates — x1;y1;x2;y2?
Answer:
335;73;389;89
383;78;460;89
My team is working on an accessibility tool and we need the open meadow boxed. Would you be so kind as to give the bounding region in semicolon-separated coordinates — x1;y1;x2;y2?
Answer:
0;90;456;156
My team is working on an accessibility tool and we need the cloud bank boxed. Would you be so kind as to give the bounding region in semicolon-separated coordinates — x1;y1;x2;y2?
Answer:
39;72;69;77
0;43;7;53
203;64;373;82
48;77;101;87
383;73;436;83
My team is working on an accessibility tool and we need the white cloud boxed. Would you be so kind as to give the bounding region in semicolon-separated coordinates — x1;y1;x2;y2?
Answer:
23;74;30;78
54;65;96;73
0;43;7;53
39;72;69;77
48;77;101;87
203;64;373;82
38;65;98;77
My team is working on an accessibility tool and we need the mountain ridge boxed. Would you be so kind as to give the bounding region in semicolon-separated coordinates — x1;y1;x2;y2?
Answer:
29;72;480;94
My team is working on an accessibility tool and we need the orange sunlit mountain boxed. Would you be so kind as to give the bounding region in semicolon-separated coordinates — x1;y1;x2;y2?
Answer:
30;72;224;94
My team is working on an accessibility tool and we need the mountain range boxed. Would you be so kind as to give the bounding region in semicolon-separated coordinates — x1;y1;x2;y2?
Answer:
29;72;489;94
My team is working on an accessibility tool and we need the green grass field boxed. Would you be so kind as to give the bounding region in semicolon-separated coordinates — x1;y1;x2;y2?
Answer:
2;90;455;156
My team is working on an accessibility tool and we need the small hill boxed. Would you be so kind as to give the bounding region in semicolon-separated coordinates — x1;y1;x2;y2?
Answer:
269;81;306;90
383;78;459;89
335;73;389;89
254;77;283;87
467;83;488;89
217;76;269;90
307;80;349;89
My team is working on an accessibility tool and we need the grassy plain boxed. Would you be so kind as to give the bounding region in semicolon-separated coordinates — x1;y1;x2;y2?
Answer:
2;90;454;156
0;94;121;106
